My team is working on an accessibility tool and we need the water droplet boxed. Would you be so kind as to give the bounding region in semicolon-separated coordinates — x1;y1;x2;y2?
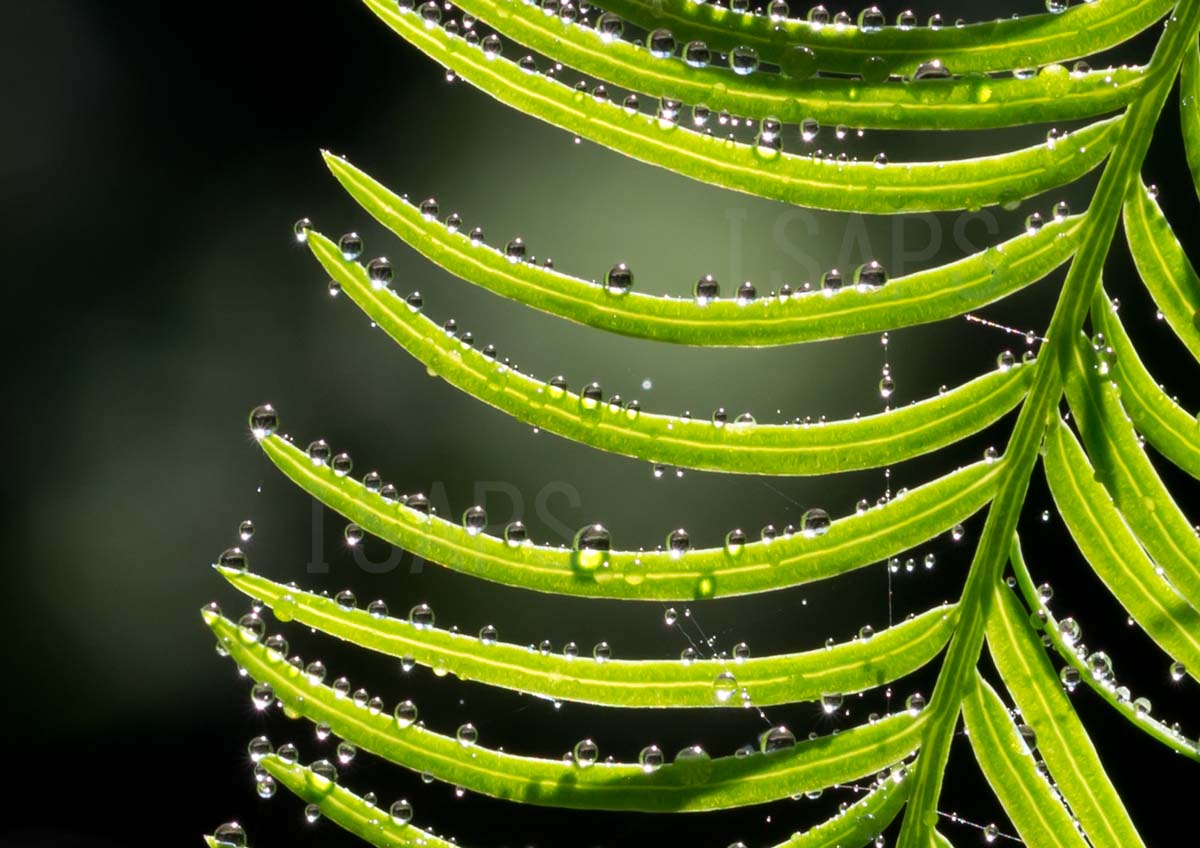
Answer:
367;599;389;619
694;274;720;304
249;404;279;439
912;60;951;80
736;281;757;304
573;738;599;766
728;45;760;76
1045;0;1067;12
984;823;999;842
666;529;690;557
337;232;363;261
1058;616;1081;645
713;671;738;703
857;6;884;32
294;218;314;243
780;45;817;79
760;725;796;753
664;607;678;626
573;523;611;570
1087;650;1114;682
983;446;999;463
344;524;364;546
456;723;479;747
337;741;357;764
1060;665;1080;691
409;603;435;629
332;452;353;477
821;693;844;714
504;520;528;546
801;118;820;142
395;699;418;727
593;641;612;662
1170;660;1186;681
311;759;338;783
997;350;1015;370
250;682;274;711
462;505;487;535
724;528;747;554
366;257;393;290
212;823;248;847
905;692;926;715
822;268;842;291
504;237;526;263
639;744;664;772
605;262;633;295
801;507;831;537
647;28;675;58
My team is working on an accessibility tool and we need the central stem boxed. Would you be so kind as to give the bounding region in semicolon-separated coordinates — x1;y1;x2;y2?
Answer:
897;4;1200;844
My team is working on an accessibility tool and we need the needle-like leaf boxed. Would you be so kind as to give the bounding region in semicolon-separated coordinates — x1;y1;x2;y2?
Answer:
1064;333;1200;611
326;154;1083;346
1183;43;1200;199
207;609;924;811
985;569;1147;848
257;752;910;848
1007;535;1200;760
1043;417;1200;679
363;0;1121;214
591;0;1173;77
1124;179;1200;363
259;430;1001;600
438;0;1146;130
1091;291;1200;479
309;232;1032;475
961;671;1090;848
219;565;956;708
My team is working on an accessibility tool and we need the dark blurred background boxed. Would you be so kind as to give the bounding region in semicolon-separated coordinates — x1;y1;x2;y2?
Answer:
3;1;1197;845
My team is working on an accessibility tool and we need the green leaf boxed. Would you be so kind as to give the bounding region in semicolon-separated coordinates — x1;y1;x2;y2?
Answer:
206;609;924;812
591;0;1173;78
361;0;1121;214
1124;179;1200;363
961;671;1090;848
259;754;455;847
308;232;1033;474
434;0;1146;130
219;565;956;708
259;431;1001;600
1182;42;1200;199
985;569;1147;848
258;752;909;848
326;153;1083;346
1007;534;1200;760
1043;416;1200;679
1091;291;1200;479
1063;332;1200;611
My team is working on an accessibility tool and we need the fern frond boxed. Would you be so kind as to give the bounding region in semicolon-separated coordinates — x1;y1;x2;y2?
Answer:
1125;179;1200;363
207;609;923;811
260;431;1000;599
218;566;955;708
1043;417;1200;677
428;0;1147;130
591;0;1173;77
362;0;1121;214
986;570;1147;848
961;672;1090;848
325;154;1083;346
1091;292;1200;479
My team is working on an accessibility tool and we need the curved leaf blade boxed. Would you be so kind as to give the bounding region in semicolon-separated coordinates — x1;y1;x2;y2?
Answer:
1091;291;1200;478
207;610;924;812
1043;417;1200;679
362;0;1121;214
327;154;1083;346
219;566;956;708
592;0;1172;77
309;232;1033;475
259;431;1001;600
1063;333;1200;612
1183;42;1200;199
961;672;1090;848
1124;179;1200;363
259;753;909;848
260;754;455;846
985;572;1147;848
443;0;1146;130
1007;535;1200;760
